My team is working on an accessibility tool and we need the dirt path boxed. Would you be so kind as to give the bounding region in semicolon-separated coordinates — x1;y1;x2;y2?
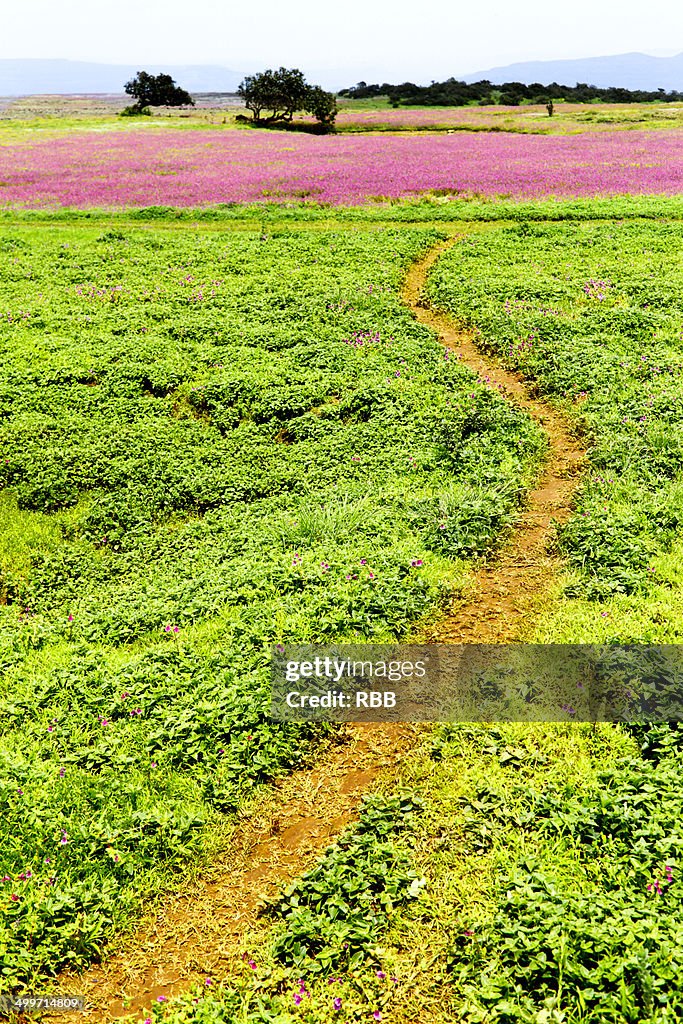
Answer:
47;232;586;1023
402;238;586;642
51;725;417;1023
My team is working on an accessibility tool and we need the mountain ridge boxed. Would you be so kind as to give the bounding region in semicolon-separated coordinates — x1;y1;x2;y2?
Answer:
3;53;683;97
0;59;243;96
459;51;683;91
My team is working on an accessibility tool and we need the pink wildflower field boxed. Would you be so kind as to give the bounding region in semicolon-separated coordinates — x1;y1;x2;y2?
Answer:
1;127;682;207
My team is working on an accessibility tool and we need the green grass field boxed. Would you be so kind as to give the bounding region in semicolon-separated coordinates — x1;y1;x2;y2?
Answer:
427;219;683;641
2;200;683;1022
0;221;542;987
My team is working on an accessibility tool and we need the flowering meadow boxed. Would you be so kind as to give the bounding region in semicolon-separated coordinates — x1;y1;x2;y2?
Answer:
334;101;683;133
3;100;683;1021
2;126;683;207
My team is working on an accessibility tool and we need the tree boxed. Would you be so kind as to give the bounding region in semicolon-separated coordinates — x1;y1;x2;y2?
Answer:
124;71;194;112
305;85;338;126
238;67;337;126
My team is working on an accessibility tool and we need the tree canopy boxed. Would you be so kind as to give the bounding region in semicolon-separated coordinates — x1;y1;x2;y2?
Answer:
238;67;337;126
124;72;194;111
339;78;683;107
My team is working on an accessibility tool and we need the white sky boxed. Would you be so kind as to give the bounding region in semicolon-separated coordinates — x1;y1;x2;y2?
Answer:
4;0;683;84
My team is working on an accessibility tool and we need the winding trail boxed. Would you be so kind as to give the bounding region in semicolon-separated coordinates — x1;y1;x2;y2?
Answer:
51;232;586;1023
403;237;586;642
52;726;417;1023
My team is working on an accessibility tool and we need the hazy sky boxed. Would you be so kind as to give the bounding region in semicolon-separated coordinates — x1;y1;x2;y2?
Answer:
4;0;683;84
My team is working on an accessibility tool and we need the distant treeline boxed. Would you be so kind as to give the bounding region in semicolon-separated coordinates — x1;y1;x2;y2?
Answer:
338;79;683;106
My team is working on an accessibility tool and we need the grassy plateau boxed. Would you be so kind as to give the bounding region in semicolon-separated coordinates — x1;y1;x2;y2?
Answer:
1;109;683;1023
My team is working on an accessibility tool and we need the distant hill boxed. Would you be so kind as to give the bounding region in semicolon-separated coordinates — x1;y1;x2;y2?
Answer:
461;52;683;91
0;60;243;96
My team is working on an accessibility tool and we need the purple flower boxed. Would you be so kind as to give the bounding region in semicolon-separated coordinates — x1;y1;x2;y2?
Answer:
333;997;342;1011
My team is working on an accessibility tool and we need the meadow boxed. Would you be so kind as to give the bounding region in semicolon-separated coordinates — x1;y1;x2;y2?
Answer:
2;100;683;1023
0;222;542;988
2;128;683;206
428;219;683;640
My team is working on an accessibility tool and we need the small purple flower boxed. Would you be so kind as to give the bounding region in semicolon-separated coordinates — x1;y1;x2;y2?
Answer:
410;559;423;568
333;997;342;1011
